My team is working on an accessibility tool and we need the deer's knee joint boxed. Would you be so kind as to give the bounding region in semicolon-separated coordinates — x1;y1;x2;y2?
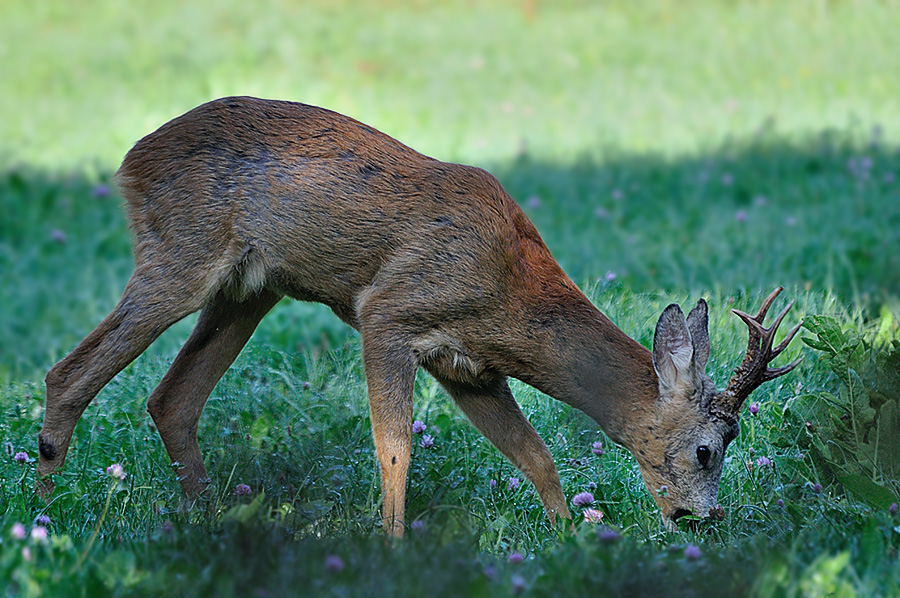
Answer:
38;434;58;461
44;363;66;395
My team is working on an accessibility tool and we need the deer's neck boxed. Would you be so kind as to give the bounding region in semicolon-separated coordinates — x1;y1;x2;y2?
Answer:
510;291;659;446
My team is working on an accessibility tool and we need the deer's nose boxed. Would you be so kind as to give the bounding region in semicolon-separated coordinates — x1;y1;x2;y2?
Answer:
671;508;693;521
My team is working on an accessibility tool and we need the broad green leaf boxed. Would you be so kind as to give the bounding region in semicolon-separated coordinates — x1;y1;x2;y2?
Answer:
801;316;846;355
835;472;897;509
876;400;900;479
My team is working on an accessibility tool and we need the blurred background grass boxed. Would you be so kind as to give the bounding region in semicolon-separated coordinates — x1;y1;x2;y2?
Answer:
2;0;899;383
2;0;899;168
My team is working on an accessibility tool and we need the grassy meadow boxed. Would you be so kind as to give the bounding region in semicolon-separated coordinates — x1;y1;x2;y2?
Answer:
2;1;900;596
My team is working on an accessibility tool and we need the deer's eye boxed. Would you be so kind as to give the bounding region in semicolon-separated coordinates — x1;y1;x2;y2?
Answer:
696;445;711;468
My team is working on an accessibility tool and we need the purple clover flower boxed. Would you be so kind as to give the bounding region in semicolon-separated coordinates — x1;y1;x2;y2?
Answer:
755;456;772;468
508;477;520;491
572;491;595;507
50;229;67;244
92;184;111;198
749;402;760;415
508;552;524;564
889;503;897;516
489;478;497;490
684;544;702;560
14;451;28;464
410;519;425;532
412;420;426;434
324;554;344;573
597;527;620;544
420;434;434;449
812;483;823;494
591;441;605;456
35;515;50;527
776;499;785;508
511;574;527;594
233;483;252;496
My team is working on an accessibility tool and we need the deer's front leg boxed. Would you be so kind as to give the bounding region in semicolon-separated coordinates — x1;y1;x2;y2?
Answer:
361;332;416;537
436;374;571;523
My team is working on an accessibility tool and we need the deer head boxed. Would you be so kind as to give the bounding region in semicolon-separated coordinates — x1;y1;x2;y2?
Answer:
636;288;801;529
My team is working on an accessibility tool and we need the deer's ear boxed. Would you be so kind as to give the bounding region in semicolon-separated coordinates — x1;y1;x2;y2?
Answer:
652;304;695;395
686;299;710;373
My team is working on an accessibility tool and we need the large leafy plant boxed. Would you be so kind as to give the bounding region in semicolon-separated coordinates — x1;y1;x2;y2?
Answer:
787;312;900;507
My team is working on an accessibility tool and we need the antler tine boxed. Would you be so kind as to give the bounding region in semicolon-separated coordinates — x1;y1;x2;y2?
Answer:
711;287;802;421
763;357;803;382
752;286;784;323
732;308;767;338
772;321;803;359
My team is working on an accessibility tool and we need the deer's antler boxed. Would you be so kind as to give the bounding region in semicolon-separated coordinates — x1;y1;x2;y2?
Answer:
711;287;802;422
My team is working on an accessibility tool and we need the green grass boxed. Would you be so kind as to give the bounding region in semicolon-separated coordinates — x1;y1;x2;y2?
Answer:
2;1;900;596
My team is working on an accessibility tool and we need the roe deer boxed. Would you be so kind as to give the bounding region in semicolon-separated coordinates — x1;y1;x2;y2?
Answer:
37;96;801;534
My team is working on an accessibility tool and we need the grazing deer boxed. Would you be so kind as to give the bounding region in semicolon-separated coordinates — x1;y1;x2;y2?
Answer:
37;97;800;534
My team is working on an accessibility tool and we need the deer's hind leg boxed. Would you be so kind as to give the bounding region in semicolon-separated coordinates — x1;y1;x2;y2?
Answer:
38;266;215;495
146;289;282;499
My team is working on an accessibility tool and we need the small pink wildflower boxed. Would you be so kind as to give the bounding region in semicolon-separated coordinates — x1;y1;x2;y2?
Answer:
106;463;126;480
30;526;48;541
526;195;542;209
776;499;785;507
508;552;524;564
749;402;759;415
233;483;252;496
50;229;67;244
508;477;520;491
572;491;595;507
735;210;747;223
92;184;111;198
889;503;897;516
756;456;772;468
420;434;434;449
11;523;26;540
583;508;604;523
410;519;425;532
489;478;497;489
35;515;50;527
812;483;823;494
14;451;28;464
324;554;344;573
412;420;426;434
591;441;605;456
21;546;31;562
604;271;617;282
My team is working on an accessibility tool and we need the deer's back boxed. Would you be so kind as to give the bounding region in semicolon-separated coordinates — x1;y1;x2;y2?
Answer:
115;97;565;339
